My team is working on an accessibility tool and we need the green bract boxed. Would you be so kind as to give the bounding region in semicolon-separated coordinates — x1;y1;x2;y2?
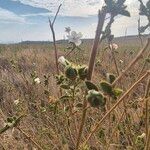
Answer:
78;66;88;80
106;73;116;83
104;0;130;17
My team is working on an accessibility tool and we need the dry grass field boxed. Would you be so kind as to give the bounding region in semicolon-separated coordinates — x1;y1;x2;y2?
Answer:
0;35;150;150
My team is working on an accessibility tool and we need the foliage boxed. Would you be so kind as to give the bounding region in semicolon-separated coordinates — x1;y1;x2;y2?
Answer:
138;0;150;34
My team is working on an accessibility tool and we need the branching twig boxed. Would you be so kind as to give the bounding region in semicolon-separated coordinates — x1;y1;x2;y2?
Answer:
17;127;44;150
112;38;150;86
49;4;62;74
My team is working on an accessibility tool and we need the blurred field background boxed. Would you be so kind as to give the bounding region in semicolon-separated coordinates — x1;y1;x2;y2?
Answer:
0;35;150;150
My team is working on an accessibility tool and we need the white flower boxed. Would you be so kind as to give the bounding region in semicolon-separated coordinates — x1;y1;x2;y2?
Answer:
67;31;82;46
14;99;19;105
65;27;71;34
110;43;118;50
58;56;70;66
137;133;146;139
119;60;124;64
34;77;40;84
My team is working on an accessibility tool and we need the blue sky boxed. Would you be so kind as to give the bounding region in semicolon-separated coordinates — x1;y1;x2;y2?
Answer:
0;0;149;43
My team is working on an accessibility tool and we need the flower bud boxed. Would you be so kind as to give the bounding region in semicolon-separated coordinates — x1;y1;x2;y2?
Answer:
65;66;78;80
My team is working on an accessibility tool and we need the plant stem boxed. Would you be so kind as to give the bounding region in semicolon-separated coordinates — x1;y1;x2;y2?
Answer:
87;9;107;81
75;9;107;150
17;127;44;150
137;51;150;79
145;128;150;150
112;38;150;87
145;77;150;137
48;4;62;75
110;46;120;76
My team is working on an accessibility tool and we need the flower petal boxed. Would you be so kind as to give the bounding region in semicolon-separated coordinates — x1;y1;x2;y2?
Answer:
77;32;83;39
74;39;82;46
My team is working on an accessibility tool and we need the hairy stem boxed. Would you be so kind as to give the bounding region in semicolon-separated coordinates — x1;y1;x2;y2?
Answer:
75;9;107;150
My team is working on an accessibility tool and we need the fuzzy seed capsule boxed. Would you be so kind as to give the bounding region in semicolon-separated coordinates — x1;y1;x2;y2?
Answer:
86;90;106;108
65;66;78;80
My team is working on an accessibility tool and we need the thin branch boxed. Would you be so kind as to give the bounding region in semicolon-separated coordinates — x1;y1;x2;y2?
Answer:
145;127;150;150
82;70;150;146
48;4;62;75
112;38;150;87
17;127;44;150
52;4;62;26
145;77;150;138
87;9;107;80
75;8;107;150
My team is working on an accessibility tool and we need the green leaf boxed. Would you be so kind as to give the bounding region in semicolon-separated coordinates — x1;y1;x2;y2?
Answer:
85;81;98;91
104;0;114;6
100;81;113;96
60;84;70;90
7;117;13;123
78;66;88;80
75;103;83;108
146;1;150;10
117;0;126;6
119;9;130;17
145;58;150;63
44;90;50;96
113;88;123;97
139;2;147;16
106;73;116;84
59;95;72;103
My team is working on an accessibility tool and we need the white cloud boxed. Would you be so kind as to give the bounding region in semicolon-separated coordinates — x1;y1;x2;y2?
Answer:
10;0;149;19
11;0;104;17
0;7;25;23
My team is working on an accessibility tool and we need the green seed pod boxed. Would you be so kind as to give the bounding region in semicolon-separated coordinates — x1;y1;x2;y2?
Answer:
78;66;88;80
65;66;78;80
100;81;113;96
86;90;106;108
106;73;116;84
